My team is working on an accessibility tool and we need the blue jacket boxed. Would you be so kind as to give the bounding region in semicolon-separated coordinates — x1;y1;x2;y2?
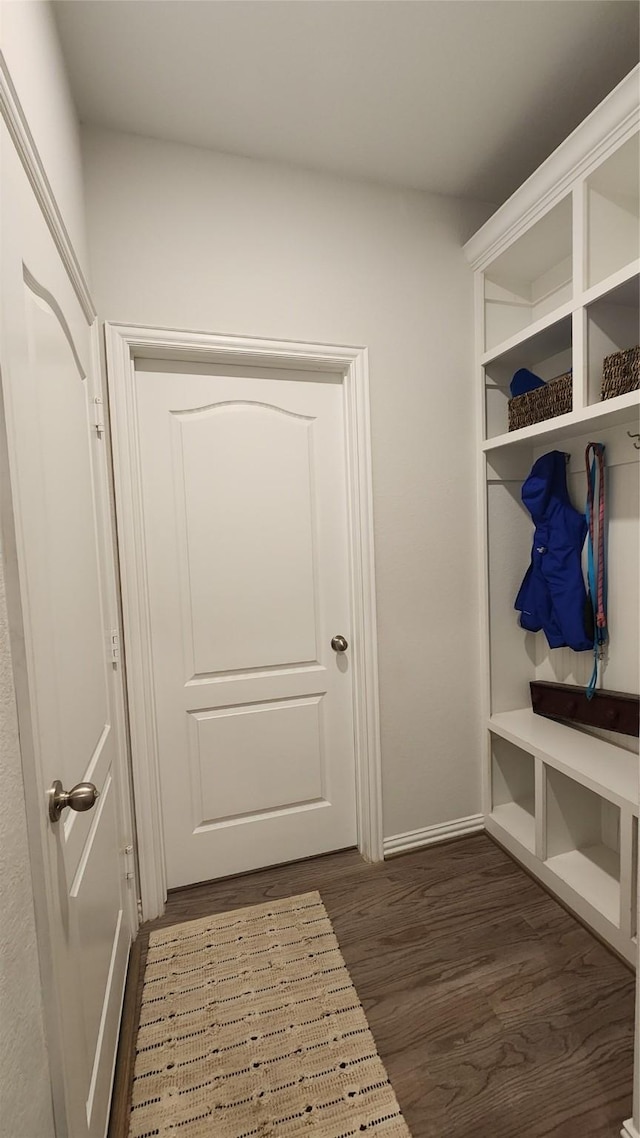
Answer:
515;451;593;652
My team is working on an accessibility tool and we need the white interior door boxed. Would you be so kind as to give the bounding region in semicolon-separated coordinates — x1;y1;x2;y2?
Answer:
0;128;133;1137
133;360;357;888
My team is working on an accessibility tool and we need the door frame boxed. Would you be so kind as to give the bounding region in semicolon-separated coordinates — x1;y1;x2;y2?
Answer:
105;322;384;919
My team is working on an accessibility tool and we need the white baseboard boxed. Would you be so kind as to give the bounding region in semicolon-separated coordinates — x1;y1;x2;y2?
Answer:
621;1120;640;1138
383;814;484;857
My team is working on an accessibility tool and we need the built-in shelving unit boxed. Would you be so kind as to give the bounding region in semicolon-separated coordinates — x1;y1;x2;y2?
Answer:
466;66;640;973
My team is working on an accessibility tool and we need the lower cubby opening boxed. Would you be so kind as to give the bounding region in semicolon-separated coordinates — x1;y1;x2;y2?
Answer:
490;734;535;852
545;766;621;926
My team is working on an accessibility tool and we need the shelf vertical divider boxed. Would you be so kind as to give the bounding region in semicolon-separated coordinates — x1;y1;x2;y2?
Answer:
572;307;587;414
620;807;635;940
573;181;587;296
482;729;492;819
535;755;546;861
572;183;587;413
475;265;493;819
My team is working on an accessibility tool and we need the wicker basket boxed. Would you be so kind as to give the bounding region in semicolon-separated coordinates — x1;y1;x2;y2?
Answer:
601;345;640;400
508;371;572;432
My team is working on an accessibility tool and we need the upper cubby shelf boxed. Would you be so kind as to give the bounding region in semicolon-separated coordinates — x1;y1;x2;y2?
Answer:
587;133;640;290
482;388;639;454
481;301;574;368
483;196;572;353
481;266;639;446
583;258;640;308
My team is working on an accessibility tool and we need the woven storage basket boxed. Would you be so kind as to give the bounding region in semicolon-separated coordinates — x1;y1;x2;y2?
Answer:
508;371;572;432
601;345;640;400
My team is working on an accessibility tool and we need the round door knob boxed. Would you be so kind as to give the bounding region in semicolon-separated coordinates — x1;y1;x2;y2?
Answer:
331;635;349;653
48;780;100;823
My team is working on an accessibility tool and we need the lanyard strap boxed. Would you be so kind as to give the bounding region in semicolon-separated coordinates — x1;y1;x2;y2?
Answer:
585;442;607;699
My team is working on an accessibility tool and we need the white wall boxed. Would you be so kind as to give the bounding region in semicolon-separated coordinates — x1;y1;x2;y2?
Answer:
83;127;491;839
0;5;87;1135
0;0;88;273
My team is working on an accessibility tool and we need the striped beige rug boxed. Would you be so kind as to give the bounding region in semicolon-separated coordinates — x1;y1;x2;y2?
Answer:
129;891;411;1138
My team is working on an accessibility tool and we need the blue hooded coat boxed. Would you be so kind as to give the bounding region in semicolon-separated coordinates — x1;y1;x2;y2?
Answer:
515;450;593;652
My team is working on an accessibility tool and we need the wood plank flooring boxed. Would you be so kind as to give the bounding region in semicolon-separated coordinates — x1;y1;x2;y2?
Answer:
109;834;636;1138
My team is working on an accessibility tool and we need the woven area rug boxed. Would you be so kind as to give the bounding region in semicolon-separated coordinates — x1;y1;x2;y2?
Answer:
129;890;411;1137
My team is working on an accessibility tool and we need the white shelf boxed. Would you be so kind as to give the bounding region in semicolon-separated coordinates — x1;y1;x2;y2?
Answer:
482;388;640;453
489;708;639;810
481;302;573;367
581;259;640;308
545;845;621;925
490;801;535;852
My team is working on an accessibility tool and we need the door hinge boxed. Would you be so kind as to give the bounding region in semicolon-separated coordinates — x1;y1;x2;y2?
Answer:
93;396;105;438
109;628;120;665
124;843;135;881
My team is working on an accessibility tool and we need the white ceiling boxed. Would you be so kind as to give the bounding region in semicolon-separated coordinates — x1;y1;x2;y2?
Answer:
54;0;639;205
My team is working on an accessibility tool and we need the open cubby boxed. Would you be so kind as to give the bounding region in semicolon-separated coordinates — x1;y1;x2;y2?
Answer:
484;316;572;439
531;429;640;698
488;423;639;709
545;767;621;925
586;274;639;406
587;133;640;289
490;734;535;851
484;197;572;352
587;447;640;697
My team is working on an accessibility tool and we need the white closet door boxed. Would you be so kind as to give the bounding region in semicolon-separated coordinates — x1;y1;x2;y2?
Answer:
0;127;132;1137
135;364;357;887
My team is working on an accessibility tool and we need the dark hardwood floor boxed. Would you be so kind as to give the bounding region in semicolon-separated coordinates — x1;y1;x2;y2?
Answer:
109;834;635;1138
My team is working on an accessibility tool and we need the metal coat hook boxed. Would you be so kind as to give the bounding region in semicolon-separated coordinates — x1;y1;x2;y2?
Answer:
627;430;640;450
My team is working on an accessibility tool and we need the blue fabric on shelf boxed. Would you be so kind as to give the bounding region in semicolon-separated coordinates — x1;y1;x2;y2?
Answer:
509;368;546;398
515;450;593;652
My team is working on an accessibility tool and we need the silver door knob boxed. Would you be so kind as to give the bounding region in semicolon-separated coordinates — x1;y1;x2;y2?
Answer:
331;635;349;653
48;780;100;823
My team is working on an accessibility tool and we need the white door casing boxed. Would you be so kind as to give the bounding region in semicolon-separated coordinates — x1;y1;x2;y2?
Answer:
0;119;135;1137
106;325;383;917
